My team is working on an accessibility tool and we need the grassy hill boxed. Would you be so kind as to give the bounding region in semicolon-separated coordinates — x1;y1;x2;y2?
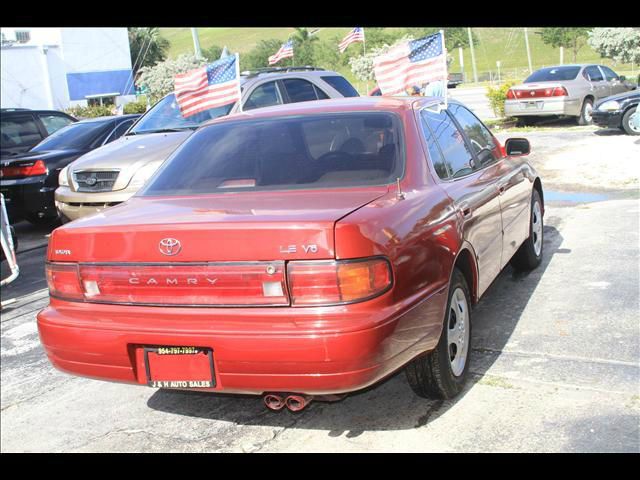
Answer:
159;27;637;92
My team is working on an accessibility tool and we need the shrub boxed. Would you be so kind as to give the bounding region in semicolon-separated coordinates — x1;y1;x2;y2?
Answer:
486;81;518;118
137;54;208;103
123;99;148;114
65;104;114;119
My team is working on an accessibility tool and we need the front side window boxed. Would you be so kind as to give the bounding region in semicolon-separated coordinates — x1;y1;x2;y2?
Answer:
0;115;41;149
130;94;234;135
449;104;501;168
583;66;604;82
142;112;403;196
421;108;475;179
244;81;282;111
39;114;74;135
600;66;619;82
105;119;135;144
282;79;320;103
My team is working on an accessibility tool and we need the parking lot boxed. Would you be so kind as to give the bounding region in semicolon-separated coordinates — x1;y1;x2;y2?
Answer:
1;125;639;453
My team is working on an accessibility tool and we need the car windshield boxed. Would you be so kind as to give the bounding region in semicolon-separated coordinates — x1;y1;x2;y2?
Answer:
31;121;112;151
525;66;581;82
142;112;403;196
129;93;235;135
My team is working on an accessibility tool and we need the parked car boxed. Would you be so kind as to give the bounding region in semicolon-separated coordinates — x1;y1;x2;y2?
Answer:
504;64;634;125
55;67;360;222
1;108;76;159
0;115;140;224
591;89;640;135
39;97;544;410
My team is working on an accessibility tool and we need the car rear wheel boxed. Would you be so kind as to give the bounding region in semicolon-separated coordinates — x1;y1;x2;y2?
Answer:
405;268;471;399
578;98;593;125
622;106;640;136
511;189;543;271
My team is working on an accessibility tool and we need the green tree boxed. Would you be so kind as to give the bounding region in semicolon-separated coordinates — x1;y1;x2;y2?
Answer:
588;28;640;65
291;27;319;66
539;27;591;63
404;27;478;50
313;36;351;71
128;27;170;75
201;45;223;62
241;39;289;71
137;54;208;103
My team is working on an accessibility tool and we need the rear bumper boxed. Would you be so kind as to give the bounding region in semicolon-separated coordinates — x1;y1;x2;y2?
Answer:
505;98;581;117
55;186;133;221
37;289;447;395
0;176;56;221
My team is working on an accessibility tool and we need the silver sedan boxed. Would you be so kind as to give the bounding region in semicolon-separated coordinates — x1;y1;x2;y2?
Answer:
504;64;633;125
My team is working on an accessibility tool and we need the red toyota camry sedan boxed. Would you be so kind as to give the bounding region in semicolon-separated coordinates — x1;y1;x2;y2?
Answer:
38;97;544;411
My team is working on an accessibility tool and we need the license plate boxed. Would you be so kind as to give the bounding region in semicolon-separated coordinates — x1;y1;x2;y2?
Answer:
144;346;215;389
524;101;543;110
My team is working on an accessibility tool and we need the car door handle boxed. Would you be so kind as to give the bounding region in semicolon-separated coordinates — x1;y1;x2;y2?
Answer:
457;202;472;218
496;181;508;194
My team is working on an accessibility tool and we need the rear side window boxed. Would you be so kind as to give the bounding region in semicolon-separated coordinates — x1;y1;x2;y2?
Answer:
449;104;501;168
321;76;360;97
421;109;475;179
525;66;581;83
39;114;74;135
282;79;321;103
583;66;604;82
142;113;403;196
0;115;42;149
244;81;282;111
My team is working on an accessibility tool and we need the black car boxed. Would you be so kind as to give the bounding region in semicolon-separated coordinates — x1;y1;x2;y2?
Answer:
1;109;77;159
0;114;140;224
592;89;640;135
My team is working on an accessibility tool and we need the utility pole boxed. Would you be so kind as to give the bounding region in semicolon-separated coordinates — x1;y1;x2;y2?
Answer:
524;27;533;73
560;46;564;65
191;28;202;59
467;28;478;83
459;47;465;82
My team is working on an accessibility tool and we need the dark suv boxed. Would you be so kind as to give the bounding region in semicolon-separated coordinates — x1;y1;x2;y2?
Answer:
1;109;77;159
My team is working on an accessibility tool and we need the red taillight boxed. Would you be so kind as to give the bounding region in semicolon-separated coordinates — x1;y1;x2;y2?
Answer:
506;89;516;100
288;258;392;306
0;160;47;179
552;86;568;97
45;263;84;301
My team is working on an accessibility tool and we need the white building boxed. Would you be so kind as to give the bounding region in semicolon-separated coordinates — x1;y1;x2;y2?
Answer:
1;28;136;111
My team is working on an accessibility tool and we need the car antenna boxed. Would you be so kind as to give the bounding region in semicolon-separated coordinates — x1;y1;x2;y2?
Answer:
396;177;405;200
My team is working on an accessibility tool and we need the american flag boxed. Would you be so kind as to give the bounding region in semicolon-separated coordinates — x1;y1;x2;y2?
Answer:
268;40;294;65
339;27;365;53
174;54;241;118
373;32;447;96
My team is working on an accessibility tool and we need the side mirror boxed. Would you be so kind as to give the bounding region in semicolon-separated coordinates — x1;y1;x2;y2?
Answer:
620;75;626;82
505;138;530;156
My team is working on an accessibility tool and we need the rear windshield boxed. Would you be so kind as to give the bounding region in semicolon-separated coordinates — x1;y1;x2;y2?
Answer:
142;112;403;196
525;66;581;83
31;121;112;151
129;93;235;135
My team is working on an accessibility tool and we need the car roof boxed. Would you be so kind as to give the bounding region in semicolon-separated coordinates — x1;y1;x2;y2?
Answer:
76;114;140;124
1;109;75;116
239;67;339;85
200;96;445;128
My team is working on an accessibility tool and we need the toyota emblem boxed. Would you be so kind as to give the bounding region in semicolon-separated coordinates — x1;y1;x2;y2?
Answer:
85;176;97;186
159;238;182;256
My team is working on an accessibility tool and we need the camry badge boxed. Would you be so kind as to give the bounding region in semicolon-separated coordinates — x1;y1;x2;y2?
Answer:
159;238;182;256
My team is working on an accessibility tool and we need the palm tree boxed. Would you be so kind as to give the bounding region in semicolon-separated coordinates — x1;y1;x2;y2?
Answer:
128;27;170;76
290;27;319;66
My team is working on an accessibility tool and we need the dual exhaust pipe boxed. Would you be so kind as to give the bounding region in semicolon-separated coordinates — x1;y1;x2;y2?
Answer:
263;393;312;412
263;393;346;412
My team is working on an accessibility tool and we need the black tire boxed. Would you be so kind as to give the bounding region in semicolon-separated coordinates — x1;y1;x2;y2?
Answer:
510;189;544;271
405;268;472;399
621;106;639;136
578;97;594;125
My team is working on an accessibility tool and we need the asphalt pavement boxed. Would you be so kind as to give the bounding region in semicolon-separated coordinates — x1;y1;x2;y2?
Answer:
1;127;638;452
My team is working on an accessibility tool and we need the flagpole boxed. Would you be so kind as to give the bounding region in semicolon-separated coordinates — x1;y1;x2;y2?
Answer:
363;29;368;94
235;53;243;113
440;29;448;110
